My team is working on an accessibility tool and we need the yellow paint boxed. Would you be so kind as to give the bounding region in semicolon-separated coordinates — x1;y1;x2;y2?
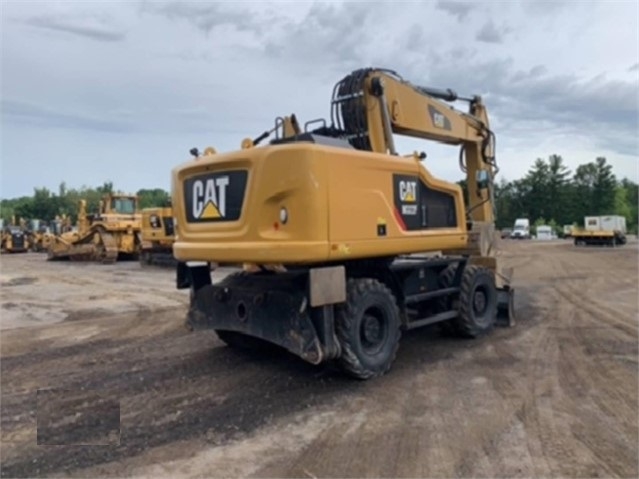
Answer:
201;202;221;219
171;143;467;264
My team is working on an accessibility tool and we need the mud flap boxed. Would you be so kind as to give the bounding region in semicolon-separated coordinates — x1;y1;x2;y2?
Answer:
187;273;324;365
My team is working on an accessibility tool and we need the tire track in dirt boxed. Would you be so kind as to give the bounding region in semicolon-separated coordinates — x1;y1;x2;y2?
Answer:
2;241;637;478
1;337;357;478
507;244;637;478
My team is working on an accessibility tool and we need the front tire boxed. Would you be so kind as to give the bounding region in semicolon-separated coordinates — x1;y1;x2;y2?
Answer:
454;265;498;338
335;278;401;380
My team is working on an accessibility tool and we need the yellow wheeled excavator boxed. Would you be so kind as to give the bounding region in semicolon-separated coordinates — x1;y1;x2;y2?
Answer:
171;67;516;379
47;194;142;264
139;205;177;267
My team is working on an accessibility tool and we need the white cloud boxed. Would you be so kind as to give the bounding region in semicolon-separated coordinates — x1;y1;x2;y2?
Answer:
1;0;638;199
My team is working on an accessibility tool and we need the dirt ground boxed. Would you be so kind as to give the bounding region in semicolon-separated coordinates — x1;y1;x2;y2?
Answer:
1;239;637;478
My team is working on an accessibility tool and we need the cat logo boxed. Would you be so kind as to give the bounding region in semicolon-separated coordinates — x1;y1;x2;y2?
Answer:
192;176;229;219
427;105;451;131
399;180;417;203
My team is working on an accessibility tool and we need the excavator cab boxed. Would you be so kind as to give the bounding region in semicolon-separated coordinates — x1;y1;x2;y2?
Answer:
98;194;139;216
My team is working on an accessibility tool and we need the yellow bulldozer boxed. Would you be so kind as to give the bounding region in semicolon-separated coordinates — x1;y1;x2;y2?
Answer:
171;67;516;379
47;193;142;264
26;219;55;252
139;206;177;267
1;216;30;254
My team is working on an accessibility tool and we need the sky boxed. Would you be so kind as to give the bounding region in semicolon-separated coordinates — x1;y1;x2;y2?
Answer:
1;0;638;199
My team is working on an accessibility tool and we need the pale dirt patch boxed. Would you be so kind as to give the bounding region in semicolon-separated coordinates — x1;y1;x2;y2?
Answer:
1;240;637;478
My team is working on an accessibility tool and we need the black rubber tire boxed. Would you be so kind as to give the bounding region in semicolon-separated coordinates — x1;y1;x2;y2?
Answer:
334;278;401;380
454;265;498;338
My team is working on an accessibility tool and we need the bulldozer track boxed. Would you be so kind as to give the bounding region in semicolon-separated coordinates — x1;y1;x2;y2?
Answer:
140;251;177;268
95;230;119;264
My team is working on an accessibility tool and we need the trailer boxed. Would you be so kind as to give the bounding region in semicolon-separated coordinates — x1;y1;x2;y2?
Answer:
573;215;627;247
536;225;553;241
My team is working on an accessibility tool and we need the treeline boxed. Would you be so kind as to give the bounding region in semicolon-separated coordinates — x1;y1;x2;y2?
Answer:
0;181;170;224
463;155;638;234
1;155;637;233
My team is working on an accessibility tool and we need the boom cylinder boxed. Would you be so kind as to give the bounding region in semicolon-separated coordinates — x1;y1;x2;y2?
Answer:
414;86;458;102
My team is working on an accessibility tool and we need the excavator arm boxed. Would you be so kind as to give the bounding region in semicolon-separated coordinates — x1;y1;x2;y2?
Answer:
328;68;497;224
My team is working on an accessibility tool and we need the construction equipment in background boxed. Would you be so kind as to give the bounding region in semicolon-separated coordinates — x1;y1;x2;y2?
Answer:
572;215;627;247
172;67;516;380
139;206;177;267
26;219;55;252
1;216;30;254
47;194;142;263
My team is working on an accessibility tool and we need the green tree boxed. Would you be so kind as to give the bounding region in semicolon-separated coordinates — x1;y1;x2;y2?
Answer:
546;154;571;224
572;162;597;224
521;158;550;221
617;178;638;234
592;157;617;214
137;188;171;209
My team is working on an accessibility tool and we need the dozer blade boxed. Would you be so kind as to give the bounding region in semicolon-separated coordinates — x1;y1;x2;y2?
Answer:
187;271;324;365
47;244;97;261
46;229;119;264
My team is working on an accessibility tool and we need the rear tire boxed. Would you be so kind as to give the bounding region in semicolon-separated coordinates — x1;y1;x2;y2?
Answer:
453;265;497;338
334;278;401;380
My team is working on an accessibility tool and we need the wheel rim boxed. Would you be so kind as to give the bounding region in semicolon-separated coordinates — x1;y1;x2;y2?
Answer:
359;306;388;355
473;288;487;314
472;285;492;326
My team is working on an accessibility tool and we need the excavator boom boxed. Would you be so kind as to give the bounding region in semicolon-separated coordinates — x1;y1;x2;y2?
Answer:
328;68;497;224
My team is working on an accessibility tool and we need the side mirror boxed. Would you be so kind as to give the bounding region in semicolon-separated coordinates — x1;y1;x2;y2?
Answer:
476;170;490;190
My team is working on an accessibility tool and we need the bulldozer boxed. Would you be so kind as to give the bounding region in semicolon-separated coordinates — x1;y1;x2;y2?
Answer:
139;205;177;267
171;67;516;379
26;219;54;252
47;193;142;264
1;216;30;254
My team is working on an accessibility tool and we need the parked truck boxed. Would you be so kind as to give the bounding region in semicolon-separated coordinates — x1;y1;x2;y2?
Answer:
563;224;574;238
510;218;530;239
572;215;627;247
